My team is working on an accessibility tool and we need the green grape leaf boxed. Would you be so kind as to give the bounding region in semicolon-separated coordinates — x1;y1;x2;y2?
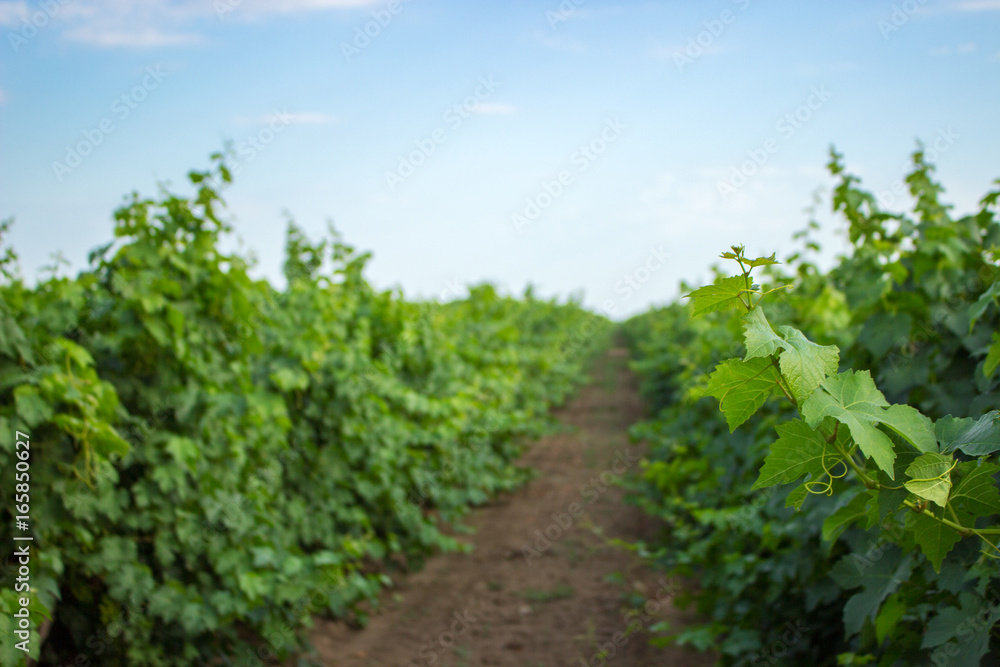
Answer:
903;453;953;508
0;608;41;663
822;490;870;547
785;482;809;510
874;594;906;646
271;367;310;392
742;307;784;361
801;370;896;477
143;316;170;346
776;325;839;403
906;507;964;572
877;404;937;453
91;422;131;459
829;548;913;637
52;338;95;369
875;450;921;523
950;461;1000;517
14;385;54;428
753;419;829;490
685;275;749;318
744;252;779;268
937;411;1000;456
969;281;1000;330
985;333;1000;377
720;249;780;268
704;357;780;431
859;312;912;359
166;436;200;472
922;593;1000;663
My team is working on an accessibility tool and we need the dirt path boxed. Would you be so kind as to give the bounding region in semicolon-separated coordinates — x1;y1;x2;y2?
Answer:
309;348;714;667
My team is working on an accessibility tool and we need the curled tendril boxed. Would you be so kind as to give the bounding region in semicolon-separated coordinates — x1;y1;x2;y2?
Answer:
803;455;848;497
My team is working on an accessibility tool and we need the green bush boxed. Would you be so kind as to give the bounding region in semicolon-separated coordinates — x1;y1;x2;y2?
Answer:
0;155;611;666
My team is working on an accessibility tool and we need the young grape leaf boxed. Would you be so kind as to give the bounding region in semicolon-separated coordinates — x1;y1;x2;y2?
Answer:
903;452;953;508
685;275;749;318
949;461;1000;517
704;357;780;431
719;245;746;262
742;307;783;361
937;411;1000;456
753;419;829;490
906;507;964;572
717;247;778;268
775;325;839;403
744;253;780;268
801;370;897;477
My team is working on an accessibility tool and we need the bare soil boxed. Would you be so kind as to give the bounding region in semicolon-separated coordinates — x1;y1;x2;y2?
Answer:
308;348;715;667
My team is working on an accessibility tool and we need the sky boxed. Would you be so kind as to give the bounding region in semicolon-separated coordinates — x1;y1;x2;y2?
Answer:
1;0;998;319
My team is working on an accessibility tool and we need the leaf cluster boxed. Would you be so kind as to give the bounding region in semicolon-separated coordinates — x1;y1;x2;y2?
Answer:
623;147;1000;665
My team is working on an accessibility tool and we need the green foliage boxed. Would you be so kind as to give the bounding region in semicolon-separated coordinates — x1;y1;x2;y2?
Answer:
623;148;1000;665
685;275;750;317
705;357;779;431
0;156;611;665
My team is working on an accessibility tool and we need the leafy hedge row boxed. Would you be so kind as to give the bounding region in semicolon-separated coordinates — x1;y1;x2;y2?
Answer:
0;156;611;666
624;148;1000;665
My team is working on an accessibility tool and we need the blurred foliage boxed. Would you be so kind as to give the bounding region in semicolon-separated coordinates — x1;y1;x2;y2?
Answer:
0;155;612;665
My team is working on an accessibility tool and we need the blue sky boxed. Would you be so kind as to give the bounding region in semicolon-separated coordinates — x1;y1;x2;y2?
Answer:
1;0;998;318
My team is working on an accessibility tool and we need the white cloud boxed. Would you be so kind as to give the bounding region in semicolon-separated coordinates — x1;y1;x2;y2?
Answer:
231;0;378;16
0;1;28;27
1;0;379;49
64;26;203;47
930;42;977;57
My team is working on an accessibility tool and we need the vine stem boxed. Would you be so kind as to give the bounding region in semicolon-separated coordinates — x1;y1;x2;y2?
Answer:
834;439;1000;552
947;502;962;526
768;359;798;408
901;499;1000;536
834;440;878;489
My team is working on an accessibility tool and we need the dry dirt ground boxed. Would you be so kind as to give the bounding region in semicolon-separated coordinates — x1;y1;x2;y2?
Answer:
307;348;716;667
